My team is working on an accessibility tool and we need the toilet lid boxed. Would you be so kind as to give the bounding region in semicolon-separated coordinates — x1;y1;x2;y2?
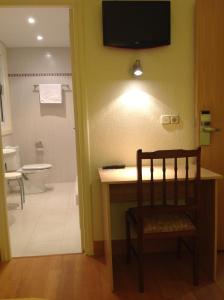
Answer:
22;164;52;171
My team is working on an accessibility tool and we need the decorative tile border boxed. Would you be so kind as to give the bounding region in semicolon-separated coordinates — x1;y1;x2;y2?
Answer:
8;72;72;78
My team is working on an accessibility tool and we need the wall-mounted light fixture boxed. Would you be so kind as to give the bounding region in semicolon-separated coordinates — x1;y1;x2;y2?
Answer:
37;35;43;41
132;59;143;77
28;17;35;24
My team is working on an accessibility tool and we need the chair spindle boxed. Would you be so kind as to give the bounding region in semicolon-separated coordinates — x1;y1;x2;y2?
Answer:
174;157;178;205
150;159;154;206
162;158;166;205
185;156;189;204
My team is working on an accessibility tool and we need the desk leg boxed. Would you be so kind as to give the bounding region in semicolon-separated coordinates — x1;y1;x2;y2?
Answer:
102;183;114;291
199;180;217;281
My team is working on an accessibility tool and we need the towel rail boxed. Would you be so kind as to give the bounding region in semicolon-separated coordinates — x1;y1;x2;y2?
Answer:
33;84;72;92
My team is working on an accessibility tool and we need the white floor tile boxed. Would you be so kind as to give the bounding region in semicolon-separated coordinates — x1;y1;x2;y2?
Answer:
7;182;82;257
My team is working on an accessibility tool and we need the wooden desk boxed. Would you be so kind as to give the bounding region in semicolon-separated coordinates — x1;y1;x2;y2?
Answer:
99;166;222;291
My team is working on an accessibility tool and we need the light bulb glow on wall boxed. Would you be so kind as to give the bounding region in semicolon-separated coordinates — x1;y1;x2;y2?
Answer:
118;85;151;112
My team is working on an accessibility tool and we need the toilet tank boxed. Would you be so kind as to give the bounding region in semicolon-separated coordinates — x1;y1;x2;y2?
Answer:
4;146;21;171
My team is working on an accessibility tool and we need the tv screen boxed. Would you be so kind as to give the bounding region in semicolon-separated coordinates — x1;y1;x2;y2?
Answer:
102;1;171;49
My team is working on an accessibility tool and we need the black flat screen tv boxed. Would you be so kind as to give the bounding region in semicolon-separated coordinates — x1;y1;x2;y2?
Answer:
102;1;171;49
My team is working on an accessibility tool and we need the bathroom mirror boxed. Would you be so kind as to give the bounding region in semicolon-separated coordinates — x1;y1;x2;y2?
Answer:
0;42;12;136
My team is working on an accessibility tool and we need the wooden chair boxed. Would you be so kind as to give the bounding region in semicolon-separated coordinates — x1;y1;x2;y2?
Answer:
125;148;201;292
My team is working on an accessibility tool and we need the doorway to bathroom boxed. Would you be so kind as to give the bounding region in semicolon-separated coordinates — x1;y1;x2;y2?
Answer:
0;7;82;257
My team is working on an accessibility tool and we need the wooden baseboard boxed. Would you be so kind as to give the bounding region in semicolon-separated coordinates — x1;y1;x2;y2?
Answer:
93;239;176;257
93;240;105;257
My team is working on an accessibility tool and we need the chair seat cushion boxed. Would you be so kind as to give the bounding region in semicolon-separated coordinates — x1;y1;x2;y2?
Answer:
143;213;195;234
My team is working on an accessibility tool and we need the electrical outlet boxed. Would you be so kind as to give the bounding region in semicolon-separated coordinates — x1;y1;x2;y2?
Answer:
160;115;171;125
170;115;180;124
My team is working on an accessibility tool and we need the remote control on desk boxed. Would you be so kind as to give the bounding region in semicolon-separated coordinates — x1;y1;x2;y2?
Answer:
102;165;126;169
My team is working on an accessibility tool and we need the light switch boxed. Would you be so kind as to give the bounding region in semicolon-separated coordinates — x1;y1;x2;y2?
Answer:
160;114;180;125
160;115;171;125
170;115;180;124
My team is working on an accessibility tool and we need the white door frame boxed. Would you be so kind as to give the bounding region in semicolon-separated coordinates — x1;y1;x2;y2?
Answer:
0;0;93;260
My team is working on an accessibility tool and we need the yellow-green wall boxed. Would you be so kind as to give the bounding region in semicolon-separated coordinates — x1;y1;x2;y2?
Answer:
0;0;196;253
83;0;196;241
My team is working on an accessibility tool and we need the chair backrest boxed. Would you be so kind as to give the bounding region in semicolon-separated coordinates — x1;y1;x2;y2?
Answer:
136;148;201;216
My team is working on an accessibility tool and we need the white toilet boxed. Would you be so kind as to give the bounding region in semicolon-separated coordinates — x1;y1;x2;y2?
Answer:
3;146;52;194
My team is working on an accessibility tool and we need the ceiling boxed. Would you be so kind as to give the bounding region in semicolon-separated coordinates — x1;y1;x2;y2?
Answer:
0;8;70;47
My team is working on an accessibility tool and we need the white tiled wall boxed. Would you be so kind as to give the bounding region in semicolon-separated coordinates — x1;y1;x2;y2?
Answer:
2;134;13;147
5;47;76;183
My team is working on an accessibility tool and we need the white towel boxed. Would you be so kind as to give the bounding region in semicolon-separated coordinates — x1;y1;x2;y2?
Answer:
39;84;62;104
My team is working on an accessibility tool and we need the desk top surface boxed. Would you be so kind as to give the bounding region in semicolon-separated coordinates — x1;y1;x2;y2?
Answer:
98;166;222;184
